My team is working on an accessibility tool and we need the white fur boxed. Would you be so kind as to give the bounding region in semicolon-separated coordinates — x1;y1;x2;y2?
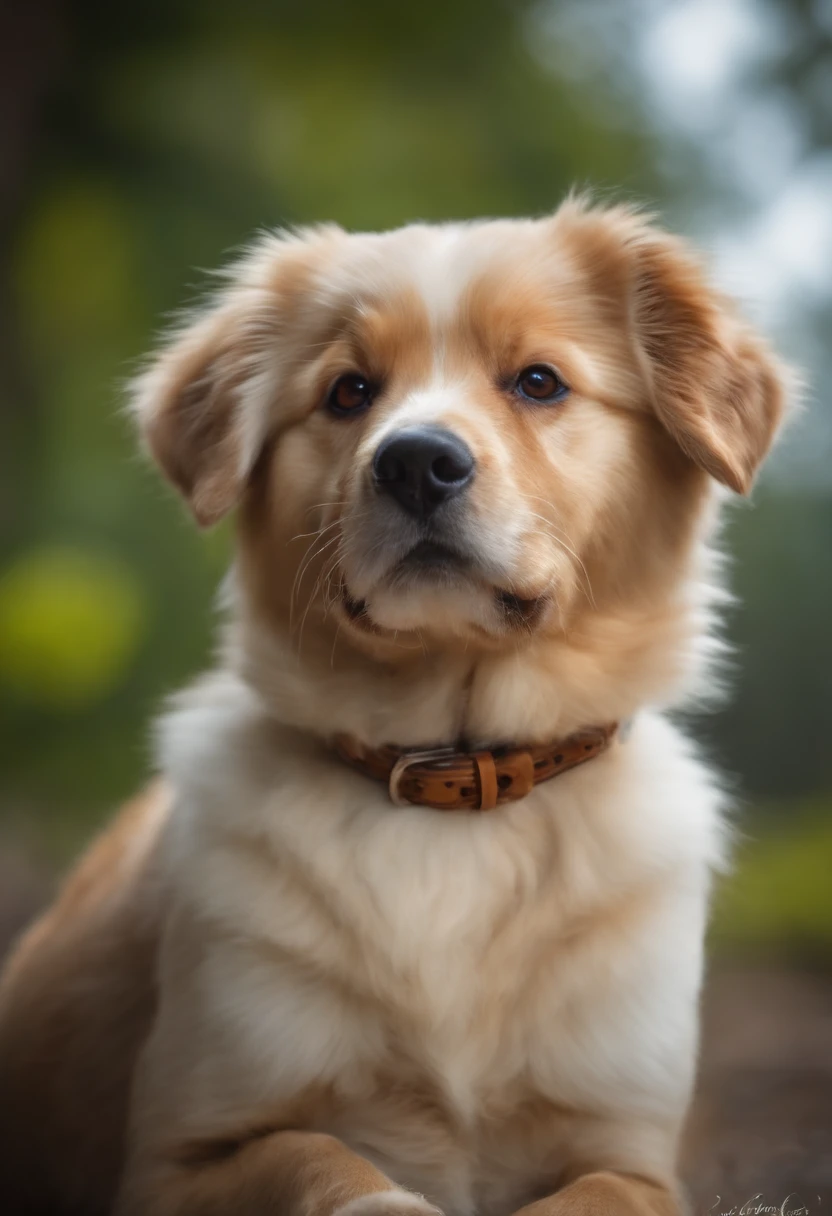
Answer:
336;1193;444;1216
126;664;726;1216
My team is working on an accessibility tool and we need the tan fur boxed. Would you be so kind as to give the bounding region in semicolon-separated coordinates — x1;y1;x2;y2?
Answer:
513;1172;679;1216
121;1129;421;1216
0;199;790;1216
0;783;169;1213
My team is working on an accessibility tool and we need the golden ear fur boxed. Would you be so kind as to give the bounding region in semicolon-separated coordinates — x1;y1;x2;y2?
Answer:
129;226;342;526
129;290;279;527
630;231;789;493
560;198;793;493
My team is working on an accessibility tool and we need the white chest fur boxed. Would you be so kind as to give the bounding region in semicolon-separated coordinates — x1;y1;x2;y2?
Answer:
146;677;726;1214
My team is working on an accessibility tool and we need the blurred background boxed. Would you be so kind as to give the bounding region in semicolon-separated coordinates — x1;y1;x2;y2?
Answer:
0;0;830;1201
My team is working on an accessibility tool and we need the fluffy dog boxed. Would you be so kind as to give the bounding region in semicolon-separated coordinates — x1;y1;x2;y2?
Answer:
0;198;789;1216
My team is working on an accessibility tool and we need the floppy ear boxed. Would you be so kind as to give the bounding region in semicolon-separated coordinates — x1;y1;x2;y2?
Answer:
130;286;281;527
628;227;789;494
130;225;344;526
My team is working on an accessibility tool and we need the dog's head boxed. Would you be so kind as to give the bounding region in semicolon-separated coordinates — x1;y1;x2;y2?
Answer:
133;200;787;667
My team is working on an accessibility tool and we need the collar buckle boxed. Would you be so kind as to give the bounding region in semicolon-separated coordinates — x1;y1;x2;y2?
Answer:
388;746;457;807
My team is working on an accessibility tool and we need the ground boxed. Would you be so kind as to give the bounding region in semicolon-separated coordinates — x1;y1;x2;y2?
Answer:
685;966;832;1213
1;845;830;1213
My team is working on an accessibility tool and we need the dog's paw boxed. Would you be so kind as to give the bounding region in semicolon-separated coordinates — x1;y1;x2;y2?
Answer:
334;1191;444;1216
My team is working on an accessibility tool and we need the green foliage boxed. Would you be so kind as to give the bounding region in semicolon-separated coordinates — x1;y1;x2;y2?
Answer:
0;547;146;709
715;494;832;800
711;807;832;959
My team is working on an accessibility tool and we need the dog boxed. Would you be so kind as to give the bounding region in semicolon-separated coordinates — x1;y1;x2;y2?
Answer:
0;197;789;1216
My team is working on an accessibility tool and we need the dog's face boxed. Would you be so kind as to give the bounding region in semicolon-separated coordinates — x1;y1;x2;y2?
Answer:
134;201;786;659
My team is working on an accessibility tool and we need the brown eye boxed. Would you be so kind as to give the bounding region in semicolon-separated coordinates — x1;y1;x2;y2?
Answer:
328;373;374;416
515;365;569;404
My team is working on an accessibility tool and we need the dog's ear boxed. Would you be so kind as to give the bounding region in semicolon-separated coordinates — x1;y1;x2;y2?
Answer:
626;224;788;494
130;228;341;526
130;289;280;527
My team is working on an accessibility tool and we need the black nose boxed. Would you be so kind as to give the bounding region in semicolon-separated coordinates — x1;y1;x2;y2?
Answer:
372;425;476;518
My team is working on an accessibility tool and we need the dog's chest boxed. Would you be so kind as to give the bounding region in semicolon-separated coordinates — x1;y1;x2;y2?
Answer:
248;838;587;1216
170;715;717;1211
198;782;644;1189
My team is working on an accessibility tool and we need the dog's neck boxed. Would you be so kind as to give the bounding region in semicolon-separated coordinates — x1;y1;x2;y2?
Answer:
226;548;721;751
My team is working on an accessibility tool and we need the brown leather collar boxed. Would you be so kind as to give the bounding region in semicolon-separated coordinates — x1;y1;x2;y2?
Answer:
334;723;617;812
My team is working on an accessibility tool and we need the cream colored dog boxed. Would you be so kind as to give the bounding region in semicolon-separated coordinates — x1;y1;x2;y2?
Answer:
0;198;789;1216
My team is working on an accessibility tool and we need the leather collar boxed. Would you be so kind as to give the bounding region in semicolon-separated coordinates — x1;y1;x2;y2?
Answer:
334;723;618;812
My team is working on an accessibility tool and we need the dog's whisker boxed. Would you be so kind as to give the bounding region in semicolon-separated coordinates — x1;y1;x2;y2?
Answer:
329;620;343;669
294;527;362;652
523;507;596;609
289;529;344;631
289;517;343;545
289;529;340;618
304;499;350;515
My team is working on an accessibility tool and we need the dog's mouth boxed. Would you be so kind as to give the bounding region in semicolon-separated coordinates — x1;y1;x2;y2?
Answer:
494;588;546;626
341;582;372;626
339;540;471;630
338;569;547;635
390;540;470;583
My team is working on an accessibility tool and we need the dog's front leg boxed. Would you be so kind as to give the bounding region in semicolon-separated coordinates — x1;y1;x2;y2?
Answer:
116;1129;443;1216
510;1170;681;1216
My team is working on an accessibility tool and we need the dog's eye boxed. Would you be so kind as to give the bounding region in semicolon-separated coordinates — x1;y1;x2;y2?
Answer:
327;373;374;416
515;365;569;404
